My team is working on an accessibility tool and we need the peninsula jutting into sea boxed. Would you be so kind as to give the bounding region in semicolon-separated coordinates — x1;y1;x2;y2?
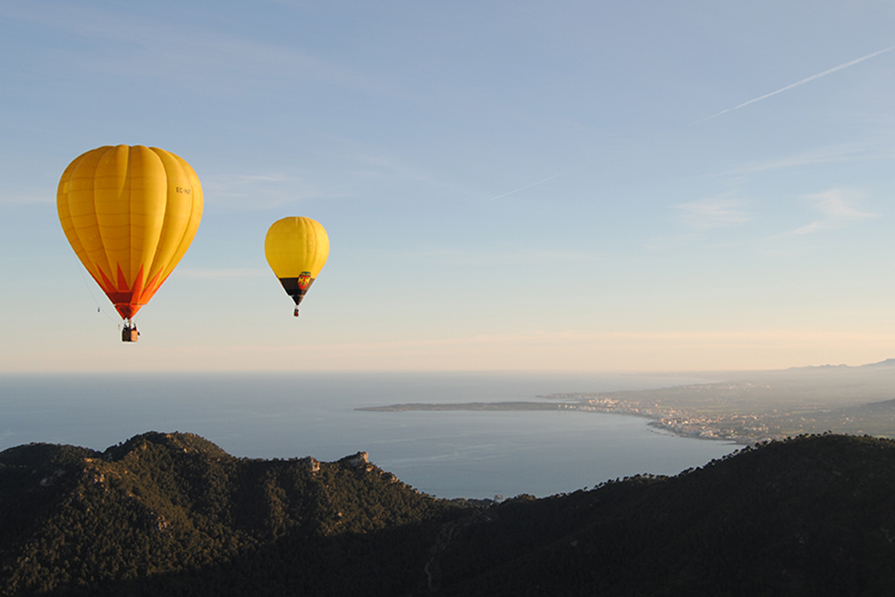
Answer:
359;360;895;444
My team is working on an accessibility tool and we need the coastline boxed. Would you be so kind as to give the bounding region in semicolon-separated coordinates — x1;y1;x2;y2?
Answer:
357;400;754;445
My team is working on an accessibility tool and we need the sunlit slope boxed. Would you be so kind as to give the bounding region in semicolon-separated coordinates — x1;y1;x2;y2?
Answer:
0;432;465;596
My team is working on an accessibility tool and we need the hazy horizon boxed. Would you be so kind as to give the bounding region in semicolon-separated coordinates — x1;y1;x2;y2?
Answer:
2;357;893;375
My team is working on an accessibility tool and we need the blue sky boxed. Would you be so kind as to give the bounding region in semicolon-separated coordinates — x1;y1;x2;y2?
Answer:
2;1;895;372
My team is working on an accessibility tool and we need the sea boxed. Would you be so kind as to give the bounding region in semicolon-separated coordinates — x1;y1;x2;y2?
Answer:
0;371;738;499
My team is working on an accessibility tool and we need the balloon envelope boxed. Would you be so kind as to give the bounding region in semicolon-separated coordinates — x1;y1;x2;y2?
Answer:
264;216;329;308
57;145;203;320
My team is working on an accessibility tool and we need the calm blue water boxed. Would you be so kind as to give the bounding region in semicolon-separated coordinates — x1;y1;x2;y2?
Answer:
0;372;736;499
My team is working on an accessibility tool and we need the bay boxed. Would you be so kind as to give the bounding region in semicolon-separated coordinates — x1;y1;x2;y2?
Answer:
0;371;737;499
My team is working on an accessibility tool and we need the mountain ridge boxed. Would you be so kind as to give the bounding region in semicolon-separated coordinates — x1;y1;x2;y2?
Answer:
782;357;895;371
2;432;895;595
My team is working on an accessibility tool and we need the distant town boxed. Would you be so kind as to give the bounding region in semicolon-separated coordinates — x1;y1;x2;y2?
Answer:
360;361;895;445
540;393;773;444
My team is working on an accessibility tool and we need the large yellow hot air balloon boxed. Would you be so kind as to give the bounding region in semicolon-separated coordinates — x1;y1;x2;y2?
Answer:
57;145;203;341
264;217;329;317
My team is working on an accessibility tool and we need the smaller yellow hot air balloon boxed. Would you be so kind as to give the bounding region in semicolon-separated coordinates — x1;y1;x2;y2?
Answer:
264;217;329;316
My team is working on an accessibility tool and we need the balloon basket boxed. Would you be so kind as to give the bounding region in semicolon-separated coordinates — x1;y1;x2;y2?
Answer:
121;324;139;343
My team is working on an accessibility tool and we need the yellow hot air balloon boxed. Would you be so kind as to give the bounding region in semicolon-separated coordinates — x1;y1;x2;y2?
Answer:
57;145;203;341
264;217;329;317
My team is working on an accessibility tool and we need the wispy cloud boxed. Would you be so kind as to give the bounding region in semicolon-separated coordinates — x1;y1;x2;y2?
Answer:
203;173;331;210
349;152;442;186
2;3;386;94
704;46;895;121
673;198;752;229
721;142;895;181
405;247;597;267
489;173;563;201
338;146;487;202
1;188;53;205
177;268;268;279
790;189;877;235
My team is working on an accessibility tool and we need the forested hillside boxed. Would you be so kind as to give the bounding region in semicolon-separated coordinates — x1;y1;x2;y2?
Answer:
433;434;895;595
2;432;895;595
0;432;471;596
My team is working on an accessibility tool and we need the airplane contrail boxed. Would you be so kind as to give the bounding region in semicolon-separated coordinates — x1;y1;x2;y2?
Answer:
705;45;895;121
489;173;563;201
